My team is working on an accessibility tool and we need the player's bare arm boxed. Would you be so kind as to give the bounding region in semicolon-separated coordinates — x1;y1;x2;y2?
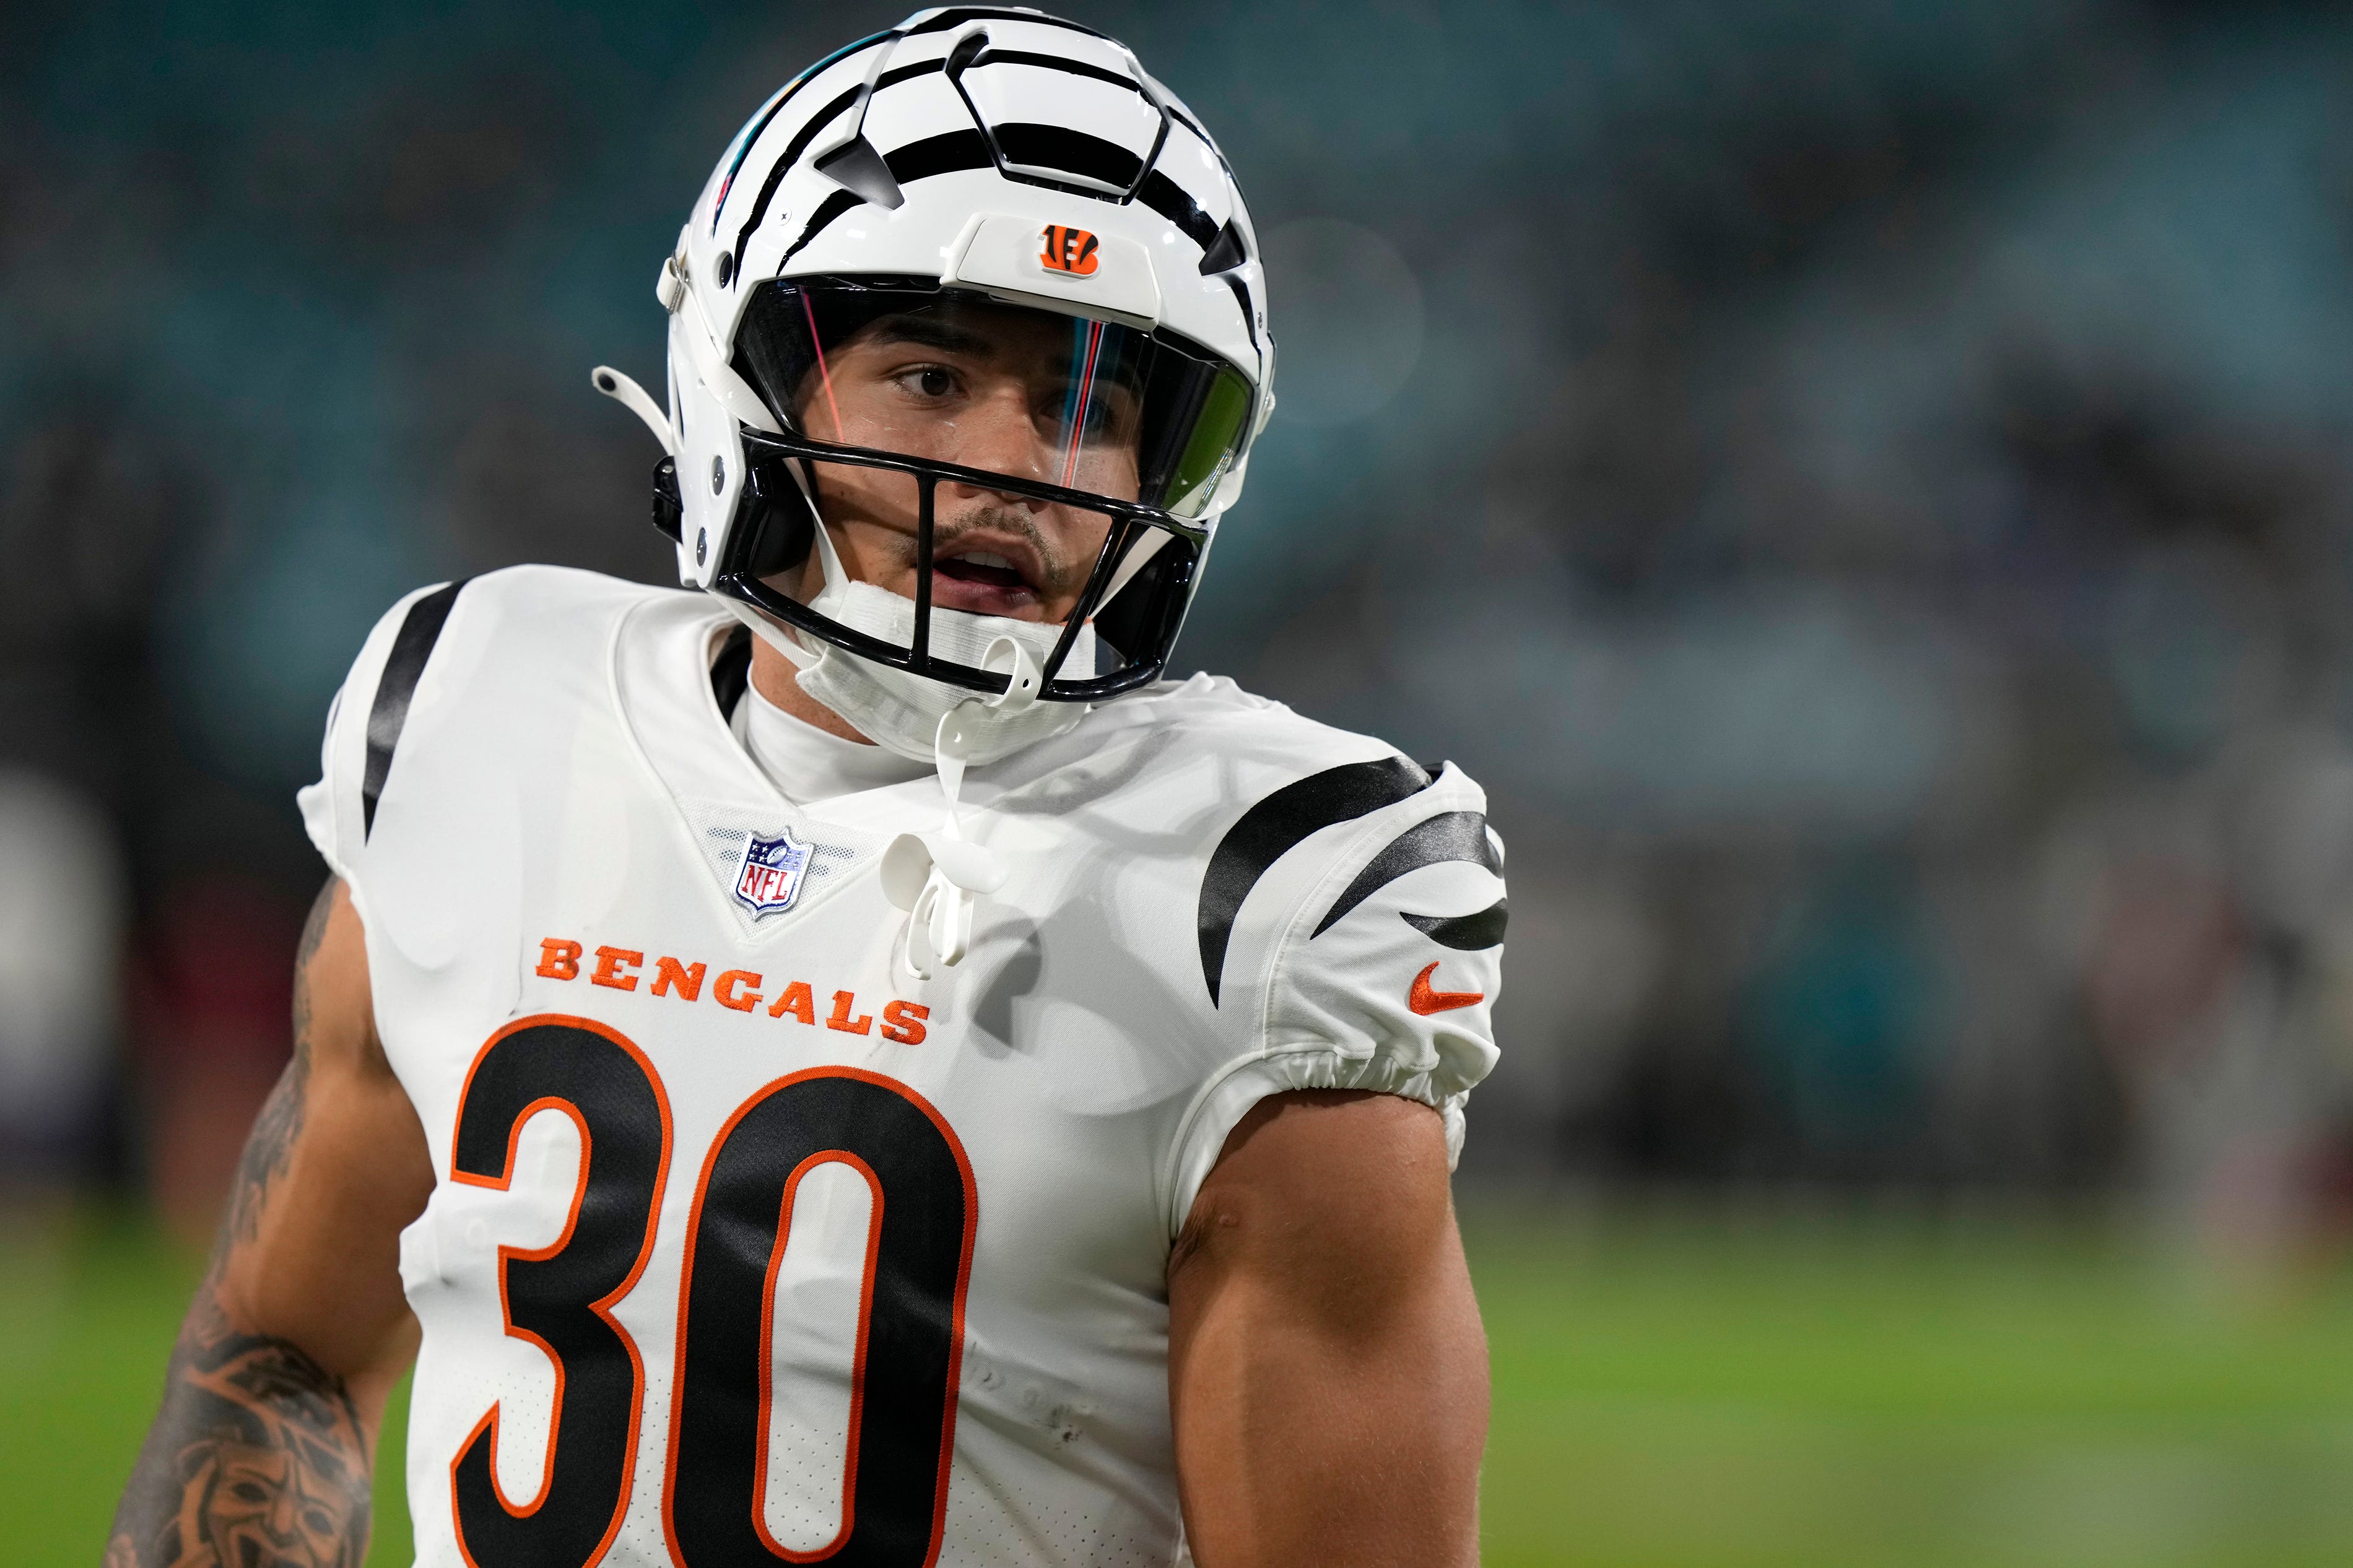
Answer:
108;879;429;1568
1171;1089;1488;1568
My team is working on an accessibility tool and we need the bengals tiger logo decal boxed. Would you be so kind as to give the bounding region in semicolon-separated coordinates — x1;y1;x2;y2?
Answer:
1040;224;1100;276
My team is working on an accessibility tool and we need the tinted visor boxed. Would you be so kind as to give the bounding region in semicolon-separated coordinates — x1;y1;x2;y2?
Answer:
734;278;1255;519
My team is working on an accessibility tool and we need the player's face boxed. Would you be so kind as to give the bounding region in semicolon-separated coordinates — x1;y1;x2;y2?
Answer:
790;301;1141;623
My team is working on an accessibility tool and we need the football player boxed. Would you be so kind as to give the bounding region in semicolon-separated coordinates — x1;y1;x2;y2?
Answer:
108;11;1503;1566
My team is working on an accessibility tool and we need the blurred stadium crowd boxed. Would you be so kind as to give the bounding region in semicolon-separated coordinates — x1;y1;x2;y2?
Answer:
6;0;2353;1262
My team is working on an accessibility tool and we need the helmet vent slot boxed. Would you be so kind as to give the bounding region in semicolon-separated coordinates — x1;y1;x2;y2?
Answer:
813;135;905;211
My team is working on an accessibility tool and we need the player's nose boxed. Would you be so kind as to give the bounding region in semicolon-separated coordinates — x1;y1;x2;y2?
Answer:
942;386;1053;512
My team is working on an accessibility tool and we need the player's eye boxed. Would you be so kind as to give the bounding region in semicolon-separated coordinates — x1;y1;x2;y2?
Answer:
1039;386;1134;442
892;365;959;401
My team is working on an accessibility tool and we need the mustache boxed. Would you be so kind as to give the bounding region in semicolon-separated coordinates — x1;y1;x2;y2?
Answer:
908;505;1074;593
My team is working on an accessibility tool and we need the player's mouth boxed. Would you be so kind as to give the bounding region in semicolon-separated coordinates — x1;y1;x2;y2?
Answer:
929;537;1050;618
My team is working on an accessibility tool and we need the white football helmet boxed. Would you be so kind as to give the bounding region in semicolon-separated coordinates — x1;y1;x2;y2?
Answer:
595;6;1274;710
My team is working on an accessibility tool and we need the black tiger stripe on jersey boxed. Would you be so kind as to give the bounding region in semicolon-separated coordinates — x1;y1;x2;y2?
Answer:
362;578;467;839
1198;756;1432;1006
1404;898;1509;951
1311;812;1502;938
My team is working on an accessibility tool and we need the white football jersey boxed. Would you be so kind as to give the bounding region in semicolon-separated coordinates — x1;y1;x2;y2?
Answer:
298;566;1503;1568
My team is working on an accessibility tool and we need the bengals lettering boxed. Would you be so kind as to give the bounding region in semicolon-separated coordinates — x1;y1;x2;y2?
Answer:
533;937;929;1044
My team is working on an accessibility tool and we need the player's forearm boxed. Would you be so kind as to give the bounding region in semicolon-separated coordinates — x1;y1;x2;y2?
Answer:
105;1278;380;1568
108;877;409;1567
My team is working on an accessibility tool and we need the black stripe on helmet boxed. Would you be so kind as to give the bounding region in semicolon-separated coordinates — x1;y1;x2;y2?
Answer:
991;123;1146;192
779;129;996;265
710;32;896;235
904;7;1112;40
729;60;973;282
1197;756;1433;1005
1136;169;1219;250
968;48;1147;94
730;85;864;279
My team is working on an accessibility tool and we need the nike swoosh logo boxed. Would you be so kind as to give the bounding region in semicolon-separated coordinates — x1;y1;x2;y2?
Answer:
1409;961;1484;1016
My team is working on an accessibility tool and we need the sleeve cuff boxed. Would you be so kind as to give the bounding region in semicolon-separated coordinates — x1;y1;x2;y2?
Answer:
1163;1045;1470;1243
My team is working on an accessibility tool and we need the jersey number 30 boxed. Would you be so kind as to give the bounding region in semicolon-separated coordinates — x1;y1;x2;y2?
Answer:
446;1014;978;1568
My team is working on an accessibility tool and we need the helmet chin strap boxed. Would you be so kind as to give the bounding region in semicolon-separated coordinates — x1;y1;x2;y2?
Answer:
714;510;1050;982
884;639;1037;981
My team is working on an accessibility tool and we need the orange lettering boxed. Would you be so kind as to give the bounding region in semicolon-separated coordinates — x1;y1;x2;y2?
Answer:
881;999;929;1045
591;946;643;990
768;981;816;1025
651;956;706;1000
714;969;762;1011
827;990;873;1035
534;938;582;981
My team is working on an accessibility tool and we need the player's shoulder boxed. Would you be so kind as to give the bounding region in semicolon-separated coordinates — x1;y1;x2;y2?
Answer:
414;562;681;649
337;564;690;703
1064;670;1489;818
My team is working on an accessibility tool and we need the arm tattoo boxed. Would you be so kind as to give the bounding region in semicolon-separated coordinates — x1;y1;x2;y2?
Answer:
108;878;373;1567
222;878;335;1247
105;1293;372;1568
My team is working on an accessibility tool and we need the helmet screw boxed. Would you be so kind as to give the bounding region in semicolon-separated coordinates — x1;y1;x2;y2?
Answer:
695;529;708;565
711;456;725;493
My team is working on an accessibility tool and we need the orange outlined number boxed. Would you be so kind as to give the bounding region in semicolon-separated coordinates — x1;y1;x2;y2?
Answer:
665;1068;977;1567
448;1024;976;1568
1040;223;1100;275
446;1017;672;1568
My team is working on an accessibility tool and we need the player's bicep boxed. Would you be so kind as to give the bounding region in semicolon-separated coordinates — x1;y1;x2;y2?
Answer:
212;876;433;1382
1167;1089;1486;1568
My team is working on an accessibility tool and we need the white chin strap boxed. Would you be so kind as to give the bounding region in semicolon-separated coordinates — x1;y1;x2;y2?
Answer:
878;674;1033;981
718;513;1067;981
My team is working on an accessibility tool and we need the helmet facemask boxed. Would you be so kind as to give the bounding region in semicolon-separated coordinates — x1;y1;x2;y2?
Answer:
714;277;1254;704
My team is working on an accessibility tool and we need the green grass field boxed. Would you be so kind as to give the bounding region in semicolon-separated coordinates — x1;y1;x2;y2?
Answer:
11;1200;2353;1566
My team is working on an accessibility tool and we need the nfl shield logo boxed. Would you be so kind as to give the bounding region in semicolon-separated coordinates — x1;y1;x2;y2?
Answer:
734;829;811;917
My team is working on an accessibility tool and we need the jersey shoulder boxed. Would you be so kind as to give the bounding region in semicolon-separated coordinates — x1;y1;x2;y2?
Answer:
297;565;688;879
1041;670;1490;815
1113;676;1506;1236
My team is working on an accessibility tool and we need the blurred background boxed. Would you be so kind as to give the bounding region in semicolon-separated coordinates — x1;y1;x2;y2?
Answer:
11;0;2353;1562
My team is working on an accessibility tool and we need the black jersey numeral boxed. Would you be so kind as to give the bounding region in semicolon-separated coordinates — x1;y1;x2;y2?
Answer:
443;1023;976;1568
448;1016;672;1568
666;1068;978;1567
